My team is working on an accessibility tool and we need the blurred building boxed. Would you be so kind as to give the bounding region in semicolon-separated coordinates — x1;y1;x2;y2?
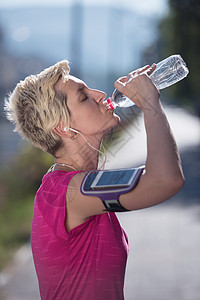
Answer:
0;3;160;91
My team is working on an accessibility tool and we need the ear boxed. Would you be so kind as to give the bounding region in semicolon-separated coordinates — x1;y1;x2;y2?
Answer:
53;124;71;138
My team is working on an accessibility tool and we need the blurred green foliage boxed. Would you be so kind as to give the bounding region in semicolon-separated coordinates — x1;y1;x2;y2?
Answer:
159;0;200;111
0;145;53;270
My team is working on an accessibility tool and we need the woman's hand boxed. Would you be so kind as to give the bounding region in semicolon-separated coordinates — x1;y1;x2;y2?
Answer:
114;64;160;111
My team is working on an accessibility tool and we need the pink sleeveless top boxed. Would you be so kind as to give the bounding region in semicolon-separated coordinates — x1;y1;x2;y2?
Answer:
31;170;129;300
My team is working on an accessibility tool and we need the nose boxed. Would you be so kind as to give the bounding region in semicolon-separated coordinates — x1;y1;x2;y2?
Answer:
91;89;106;103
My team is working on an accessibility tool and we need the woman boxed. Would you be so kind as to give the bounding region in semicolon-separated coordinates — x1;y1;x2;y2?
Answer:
5;60;184;300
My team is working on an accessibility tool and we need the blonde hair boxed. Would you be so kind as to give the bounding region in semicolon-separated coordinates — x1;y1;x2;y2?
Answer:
4;60;70;156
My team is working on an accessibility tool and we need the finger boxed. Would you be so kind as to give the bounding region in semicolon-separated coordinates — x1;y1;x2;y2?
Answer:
114;78;126;93
147;63;156;76
129;65;150;76
126;67;146;83
138;65;150;74
116;76;127;84
120;65;151;84
126;72;137;82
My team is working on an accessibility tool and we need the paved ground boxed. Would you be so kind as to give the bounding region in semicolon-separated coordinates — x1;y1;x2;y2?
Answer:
0;108;199;300
121;144;200;300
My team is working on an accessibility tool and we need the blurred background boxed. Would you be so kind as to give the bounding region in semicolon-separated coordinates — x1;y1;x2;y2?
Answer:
0;0;199;299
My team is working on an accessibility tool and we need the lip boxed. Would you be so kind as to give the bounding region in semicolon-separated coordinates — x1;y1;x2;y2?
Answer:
106;106;114;112
103;98;115;111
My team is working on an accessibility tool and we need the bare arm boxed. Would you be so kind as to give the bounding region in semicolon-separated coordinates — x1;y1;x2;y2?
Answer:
65;65;185;230
115;66;185;210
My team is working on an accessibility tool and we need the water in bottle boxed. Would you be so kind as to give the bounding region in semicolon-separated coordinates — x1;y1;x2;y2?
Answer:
106;54;189;109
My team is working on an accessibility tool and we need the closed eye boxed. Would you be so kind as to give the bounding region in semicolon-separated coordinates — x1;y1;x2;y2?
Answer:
81;93;88;101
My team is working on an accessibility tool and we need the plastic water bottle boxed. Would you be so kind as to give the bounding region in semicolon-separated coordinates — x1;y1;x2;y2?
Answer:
106;54;189;109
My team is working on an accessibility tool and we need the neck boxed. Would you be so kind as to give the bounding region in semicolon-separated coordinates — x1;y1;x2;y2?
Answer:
55;134;103;171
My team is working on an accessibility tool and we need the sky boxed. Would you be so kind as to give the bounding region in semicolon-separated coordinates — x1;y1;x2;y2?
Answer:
0;0;168;16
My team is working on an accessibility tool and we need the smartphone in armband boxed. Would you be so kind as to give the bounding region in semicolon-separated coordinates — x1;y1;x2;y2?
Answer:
81;166;144;212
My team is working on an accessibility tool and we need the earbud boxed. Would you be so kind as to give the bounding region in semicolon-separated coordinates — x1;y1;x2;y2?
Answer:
69;127;79;134
63;127;79;135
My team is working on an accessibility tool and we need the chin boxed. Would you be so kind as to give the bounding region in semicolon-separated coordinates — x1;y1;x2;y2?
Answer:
101;113;120;135
113;112;121;124
107;114;121;132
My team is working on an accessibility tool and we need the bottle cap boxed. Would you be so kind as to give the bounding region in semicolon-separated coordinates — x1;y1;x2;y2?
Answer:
106;98;115;110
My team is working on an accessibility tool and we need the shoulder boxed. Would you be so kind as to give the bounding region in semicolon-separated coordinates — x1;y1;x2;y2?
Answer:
39;170;82;192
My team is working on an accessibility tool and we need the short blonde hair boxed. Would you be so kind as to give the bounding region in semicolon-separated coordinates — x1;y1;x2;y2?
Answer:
4;60;70;156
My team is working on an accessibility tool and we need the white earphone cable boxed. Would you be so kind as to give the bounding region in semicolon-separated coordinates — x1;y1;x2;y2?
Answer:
69;128;106;170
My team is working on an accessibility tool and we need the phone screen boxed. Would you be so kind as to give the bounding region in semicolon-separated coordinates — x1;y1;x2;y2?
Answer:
90;169;138;190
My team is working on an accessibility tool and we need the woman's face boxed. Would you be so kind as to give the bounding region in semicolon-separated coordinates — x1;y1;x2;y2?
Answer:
55;75;120;136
